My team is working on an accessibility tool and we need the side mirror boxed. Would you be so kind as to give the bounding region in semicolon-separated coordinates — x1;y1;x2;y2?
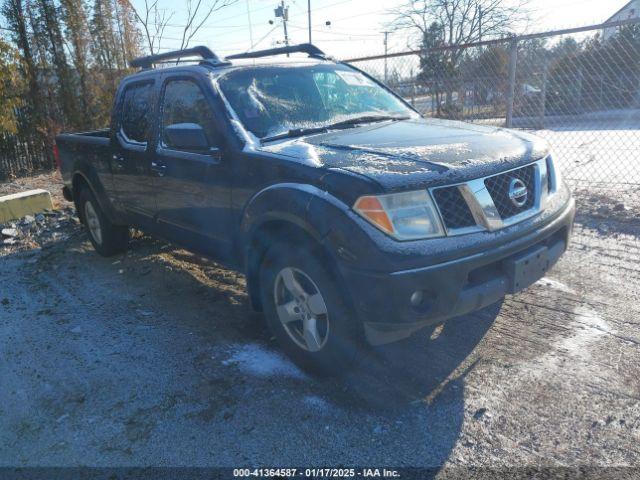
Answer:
164;123;210;151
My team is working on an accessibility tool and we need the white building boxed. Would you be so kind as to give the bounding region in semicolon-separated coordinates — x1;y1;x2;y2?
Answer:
603;0;640;40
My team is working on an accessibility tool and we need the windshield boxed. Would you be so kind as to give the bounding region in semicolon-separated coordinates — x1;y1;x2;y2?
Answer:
218;64;415;139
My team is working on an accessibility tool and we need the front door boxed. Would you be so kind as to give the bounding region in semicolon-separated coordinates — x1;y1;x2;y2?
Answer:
151;75;233;258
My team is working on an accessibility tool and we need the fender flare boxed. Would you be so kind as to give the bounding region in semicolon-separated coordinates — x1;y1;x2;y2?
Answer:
71;162;122;224
240;183;356;311
240;183;329;248
240;182;382;264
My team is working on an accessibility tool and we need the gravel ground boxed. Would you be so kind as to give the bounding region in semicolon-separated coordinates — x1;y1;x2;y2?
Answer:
1;172;639;474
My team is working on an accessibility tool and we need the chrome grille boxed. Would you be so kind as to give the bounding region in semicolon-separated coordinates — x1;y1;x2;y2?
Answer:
430;158;549;236
432;186;476;230
484;164;536;219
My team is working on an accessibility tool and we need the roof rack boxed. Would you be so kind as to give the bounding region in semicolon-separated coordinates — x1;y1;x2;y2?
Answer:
226;43;329;61
130;46;229;69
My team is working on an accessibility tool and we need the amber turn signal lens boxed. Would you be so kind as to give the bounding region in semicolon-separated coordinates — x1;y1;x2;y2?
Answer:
353;196;395;234
353;190;445;240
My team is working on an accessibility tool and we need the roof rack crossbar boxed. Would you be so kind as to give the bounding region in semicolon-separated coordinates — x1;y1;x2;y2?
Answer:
130;46;226;69
226;43;327;60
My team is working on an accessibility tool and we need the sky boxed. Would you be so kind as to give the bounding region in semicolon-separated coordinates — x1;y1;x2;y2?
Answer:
134;0;632;60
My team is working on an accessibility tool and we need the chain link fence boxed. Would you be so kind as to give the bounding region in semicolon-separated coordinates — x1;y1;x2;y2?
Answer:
345;19;640;229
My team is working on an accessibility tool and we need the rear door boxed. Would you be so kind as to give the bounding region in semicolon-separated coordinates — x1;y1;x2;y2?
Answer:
151;74;233;257
111;80;157;226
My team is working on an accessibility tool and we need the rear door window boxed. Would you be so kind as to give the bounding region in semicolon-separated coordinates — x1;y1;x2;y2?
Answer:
120;82;153;144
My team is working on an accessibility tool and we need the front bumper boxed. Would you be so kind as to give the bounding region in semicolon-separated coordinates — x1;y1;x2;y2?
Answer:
340;197;576;345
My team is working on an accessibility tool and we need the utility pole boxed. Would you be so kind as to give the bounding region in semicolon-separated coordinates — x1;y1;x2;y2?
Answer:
383;31;389;82
246;0;254;48
478;5;482;41
505;38;518;127
308;0;312;44
274;1;290;49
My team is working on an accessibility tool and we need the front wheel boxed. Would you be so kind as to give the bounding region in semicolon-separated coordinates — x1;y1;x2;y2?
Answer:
259;242;362;375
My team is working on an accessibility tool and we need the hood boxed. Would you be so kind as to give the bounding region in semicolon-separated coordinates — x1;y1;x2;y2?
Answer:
258;117;550;191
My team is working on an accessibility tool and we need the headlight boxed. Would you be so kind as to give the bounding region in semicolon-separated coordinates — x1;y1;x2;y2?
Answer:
547;152;563;194
353;190;445;240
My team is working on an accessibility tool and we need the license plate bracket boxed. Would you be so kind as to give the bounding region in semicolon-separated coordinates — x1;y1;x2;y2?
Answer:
503;245;550;293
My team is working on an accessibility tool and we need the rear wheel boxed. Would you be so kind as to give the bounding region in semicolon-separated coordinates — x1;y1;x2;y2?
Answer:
259;242;362;375
78;187;128;257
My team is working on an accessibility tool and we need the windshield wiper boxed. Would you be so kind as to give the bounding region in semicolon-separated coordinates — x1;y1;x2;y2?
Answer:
324;114;410;130
260;115;410;144
261;126;329;144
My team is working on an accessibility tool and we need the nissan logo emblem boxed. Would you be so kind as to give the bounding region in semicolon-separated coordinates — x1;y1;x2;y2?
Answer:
508;178;528;207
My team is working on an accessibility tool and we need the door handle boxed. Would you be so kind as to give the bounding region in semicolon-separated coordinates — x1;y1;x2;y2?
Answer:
112;153;125;167
151;161;167;177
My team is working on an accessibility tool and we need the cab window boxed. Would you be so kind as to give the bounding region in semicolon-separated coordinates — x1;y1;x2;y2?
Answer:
161;79;218;149
120;82;153;143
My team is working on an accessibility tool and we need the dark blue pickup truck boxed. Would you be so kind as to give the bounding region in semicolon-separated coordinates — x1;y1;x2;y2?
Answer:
56;44;575;374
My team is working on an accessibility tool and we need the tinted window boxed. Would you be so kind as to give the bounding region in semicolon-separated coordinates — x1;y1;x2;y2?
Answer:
161;79;217;148
121;82;153;143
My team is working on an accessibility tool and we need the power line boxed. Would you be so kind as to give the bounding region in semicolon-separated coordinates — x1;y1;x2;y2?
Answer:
248;24;280;51
147;0;357;32
187;2;275;26
288;23;378;37
139;0;386;53
142;2;275;30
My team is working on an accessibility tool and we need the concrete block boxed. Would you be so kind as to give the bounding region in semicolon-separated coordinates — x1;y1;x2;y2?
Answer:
0;189;53;224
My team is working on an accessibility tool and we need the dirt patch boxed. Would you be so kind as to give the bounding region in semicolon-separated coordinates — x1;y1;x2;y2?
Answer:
1;171;639;469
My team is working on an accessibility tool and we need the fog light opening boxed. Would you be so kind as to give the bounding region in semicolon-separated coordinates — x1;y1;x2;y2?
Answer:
410;290;424;307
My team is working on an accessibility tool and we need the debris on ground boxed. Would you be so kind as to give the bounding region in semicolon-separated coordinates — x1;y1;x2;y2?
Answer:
0;172;81;251
0;206;79;251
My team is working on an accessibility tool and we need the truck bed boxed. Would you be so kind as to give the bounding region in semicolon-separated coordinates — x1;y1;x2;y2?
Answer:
57;129;110;145
56;129;113;195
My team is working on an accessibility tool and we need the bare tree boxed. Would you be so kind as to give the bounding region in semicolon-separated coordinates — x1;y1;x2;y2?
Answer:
177;0;237;51
390;0;530;49
390;0;530;113
127;0;237;57
127;0;173;55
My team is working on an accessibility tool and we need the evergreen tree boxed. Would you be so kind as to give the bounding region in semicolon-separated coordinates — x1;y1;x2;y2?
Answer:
417;22;454;115
0;39;23;133
115;0;143;64
34;0;81;128
60;0;92;119
1;0;44;131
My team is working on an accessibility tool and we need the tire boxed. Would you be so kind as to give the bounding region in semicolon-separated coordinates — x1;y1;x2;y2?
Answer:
259;241;362;376
78;187;128;257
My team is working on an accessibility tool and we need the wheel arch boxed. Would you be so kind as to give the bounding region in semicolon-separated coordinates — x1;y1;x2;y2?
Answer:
247;218;340;312
71;169;122;225
240;183;367;313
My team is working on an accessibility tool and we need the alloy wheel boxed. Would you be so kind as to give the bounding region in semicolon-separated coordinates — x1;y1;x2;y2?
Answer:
273;267;329;352
84;200;103;245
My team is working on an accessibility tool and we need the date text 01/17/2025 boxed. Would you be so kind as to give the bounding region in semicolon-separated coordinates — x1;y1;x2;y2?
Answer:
232;467;401;477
